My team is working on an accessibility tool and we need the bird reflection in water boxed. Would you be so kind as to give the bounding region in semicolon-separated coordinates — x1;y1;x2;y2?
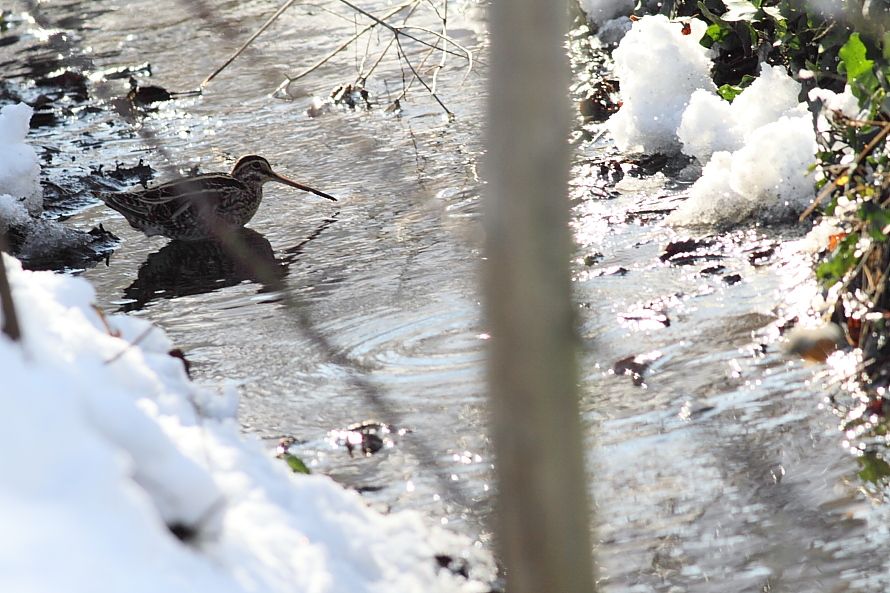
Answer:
119;216;337;312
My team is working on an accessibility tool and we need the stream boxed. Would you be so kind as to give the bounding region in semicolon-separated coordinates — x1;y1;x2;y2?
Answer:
5;1;890;590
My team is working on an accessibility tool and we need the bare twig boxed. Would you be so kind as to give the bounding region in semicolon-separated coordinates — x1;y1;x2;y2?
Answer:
355;0;422;86
394;43;439;103
275;1;414;95
333;0;469;61
399;24;475;87
201;0;298;88
104;325;156;365
800;120;890;221
395;35;454;118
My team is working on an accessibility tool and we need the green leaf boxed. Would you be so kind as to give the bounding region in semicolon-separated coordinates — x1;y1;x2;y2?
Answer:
705;22;731;43
839;32;880;99
283;453;311;474
717;83;743;102
840;33;874;80
858;452;890;484
816;232;860;284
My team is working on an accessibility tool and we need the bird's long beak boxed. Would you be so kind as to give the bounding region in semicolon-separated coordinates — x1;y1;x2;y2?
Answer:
271;173;337;201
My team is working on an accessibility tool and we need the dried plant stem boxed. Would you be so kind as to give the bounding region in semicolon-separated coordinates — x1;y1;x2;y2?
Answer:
399;25;475;86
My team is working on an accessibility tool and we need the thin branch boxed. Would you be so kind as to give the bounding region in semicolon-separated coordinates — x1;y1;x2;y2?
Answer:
333;0;469;61
395;43;438;102
398;26;474;68
104;325;156;365
395;35;454;118
201;0;298;88
800;120;890;221
275;1;413;95
355;0;422;86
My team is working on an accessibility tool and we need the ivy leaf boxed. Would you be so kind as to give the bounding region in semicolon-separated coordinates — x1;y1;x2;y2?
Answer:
705;22;731;43
840;33;874;79
283;453;311;474
716;74;756;102
816;232;860;284
858;453;890;484
717;84;744;101
839;32;880;99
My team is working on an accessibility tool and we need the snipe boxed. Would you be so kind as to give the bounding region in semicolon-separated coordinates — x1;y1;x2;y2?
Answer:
99;155;336;240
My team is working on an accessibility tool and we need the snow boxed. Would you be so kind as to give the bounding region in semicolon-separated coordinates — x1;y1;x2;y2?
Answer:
0;103;118;266
678;63;808;163
607;15;714;154
596;16;632;47
669;115;818;227
0;255;494;593
0;103;41;229
605;18;818;227
668;63;817;226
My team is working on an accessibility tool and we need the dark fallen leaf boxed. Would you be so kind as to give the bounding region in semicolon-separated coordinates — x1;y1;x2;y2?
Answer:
700;265;726;275
747;247;775;265
128;83;172;105
168;348;192;378
722;273;742;285
660;238;714;262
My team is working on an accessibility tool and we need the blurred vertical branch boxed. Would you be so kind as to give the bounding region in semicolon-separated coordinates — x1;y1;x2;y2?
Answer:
0;234;22;342
484;0;595;591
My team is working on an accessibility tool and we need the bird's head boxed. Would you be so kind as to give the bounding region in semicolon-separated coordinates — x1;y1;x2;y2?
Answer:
231;155;337;201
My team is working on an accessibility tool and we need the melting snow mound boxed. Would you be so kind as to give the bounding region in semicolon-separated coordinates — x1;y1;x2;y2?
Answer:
669;115;817;227
669;64;816;227
0;103;41;226
607;15;714;154
0;255;495;593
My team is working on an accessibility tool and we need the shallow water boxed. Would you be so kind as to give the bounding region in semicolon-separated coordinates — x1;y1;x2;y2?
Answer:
6;1;890;589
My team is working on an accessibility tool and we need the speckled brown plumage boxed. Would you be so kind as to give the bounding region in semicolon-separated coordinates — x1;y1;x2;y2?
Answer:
100;155;336;241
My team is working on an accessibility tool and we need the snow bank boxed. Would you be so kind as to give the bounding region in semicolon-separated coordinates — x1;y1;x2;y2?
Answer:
607;15;714;154
605;18;819;227
678;63;808;163
669;116;817;226
0;255;493;593
0;103;41;229
669;64;817;226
